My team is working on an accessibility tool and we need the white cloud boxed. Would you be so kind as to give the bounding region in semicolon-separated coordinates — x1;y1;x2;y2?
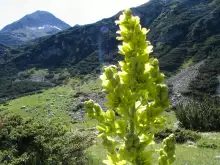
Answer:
0;0;149;30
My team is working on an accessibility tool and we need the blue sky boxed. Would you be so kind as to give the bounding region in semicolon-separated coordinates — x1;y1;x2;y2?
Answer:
0;0;149;30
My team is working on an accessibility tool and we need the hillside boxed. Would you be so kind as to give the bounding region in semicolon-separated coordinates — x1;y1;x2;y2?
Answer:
0;44;10;55
0;0;220;101
0;10;71;45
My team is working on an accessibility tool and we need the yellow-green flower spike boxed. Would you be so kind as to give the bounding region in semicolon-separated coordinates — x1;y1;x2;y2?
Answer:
84;9;175;165
158;134;176;165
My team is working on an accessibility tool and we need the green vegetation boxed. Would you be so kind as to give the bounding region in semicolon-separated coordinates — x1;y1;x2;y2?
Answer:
86;140;220;165
0;75;107;165
189;54;220;96
179;57;194;70
0;110;94;165
155;128;201;144
1;0;220;164
75;75;102;93
0;79;52;101
0;77;220;164
197;133;220;149
84;111;220;165
208;0;220;7
173;96;220;131
1;0;220;99
0;86;74;122
85;9;175;165
0;80;102;165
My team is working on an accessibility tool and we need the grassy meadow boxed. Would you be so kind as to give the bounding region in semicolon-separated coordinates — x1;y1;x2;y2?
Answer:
0;77;220;165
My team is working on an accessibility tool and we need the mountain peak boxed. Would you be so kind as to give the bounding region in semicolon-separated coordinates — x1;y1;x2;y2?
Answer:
1;10;70;32
28;10;56;18
34;10;50;13
0;10;71;45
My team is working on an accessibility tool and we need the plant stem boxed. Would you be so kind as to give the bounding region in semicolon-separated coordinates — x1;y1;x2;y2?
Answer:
129;104;135;135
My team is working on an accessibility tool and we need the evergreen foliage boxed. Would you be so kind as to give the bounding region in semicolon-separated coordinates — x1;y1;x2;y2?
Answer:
0;111;94;165
173;96;220;131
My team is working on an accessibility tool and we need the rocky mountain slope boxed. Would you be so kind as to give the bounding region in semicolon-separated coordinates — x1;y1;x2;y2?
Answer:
0;44;10;55
0;0;220;101
0;10;71;45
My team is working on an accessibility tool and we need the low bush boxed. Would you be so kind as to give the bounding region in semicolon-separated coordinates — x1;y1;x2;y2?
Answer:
0;111;94;165
58;75;68;81
0;80;52;99
173;96;220;131
45;73;55;79
0;99;8;105
155;128;201;143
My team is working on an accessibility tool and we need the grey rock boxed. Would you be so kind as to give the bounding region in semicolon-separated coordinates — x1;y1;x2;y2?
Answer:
20;106;26;109
215;156;220;159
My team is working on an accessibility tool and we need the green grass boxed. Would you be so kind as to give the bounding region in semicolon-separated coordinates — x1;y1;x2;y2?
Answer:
0;75;103;126
82;110;220;165
68;75;102;93
197;133;220;149
78;77;102;93
85;138;106;165
1;76;220;165
85;139;220;165
175;145;220;165
180;57;194;70
72;118;98;131
163;110;178;129
0;85;74;124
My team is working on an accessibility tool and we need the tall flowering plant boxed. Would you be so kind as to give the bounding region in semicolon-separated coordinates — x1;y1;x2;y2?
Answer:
85;9;175;165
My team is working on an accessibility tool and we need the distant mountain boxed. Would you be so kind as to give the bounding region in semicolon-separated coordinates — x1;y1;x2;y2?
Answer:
1;0;220;100
0;10;71;45
0;44;10;55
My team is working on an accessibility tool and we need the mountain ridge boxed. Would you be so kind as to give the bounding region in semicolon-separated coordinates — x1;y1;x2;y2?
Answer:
1;10;70;32
0;10;71;45
0;0;220;100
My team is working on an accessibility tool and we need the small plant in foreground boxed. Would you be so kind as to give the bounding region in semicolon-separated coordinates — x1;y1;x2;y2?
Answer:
85;9;175;165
